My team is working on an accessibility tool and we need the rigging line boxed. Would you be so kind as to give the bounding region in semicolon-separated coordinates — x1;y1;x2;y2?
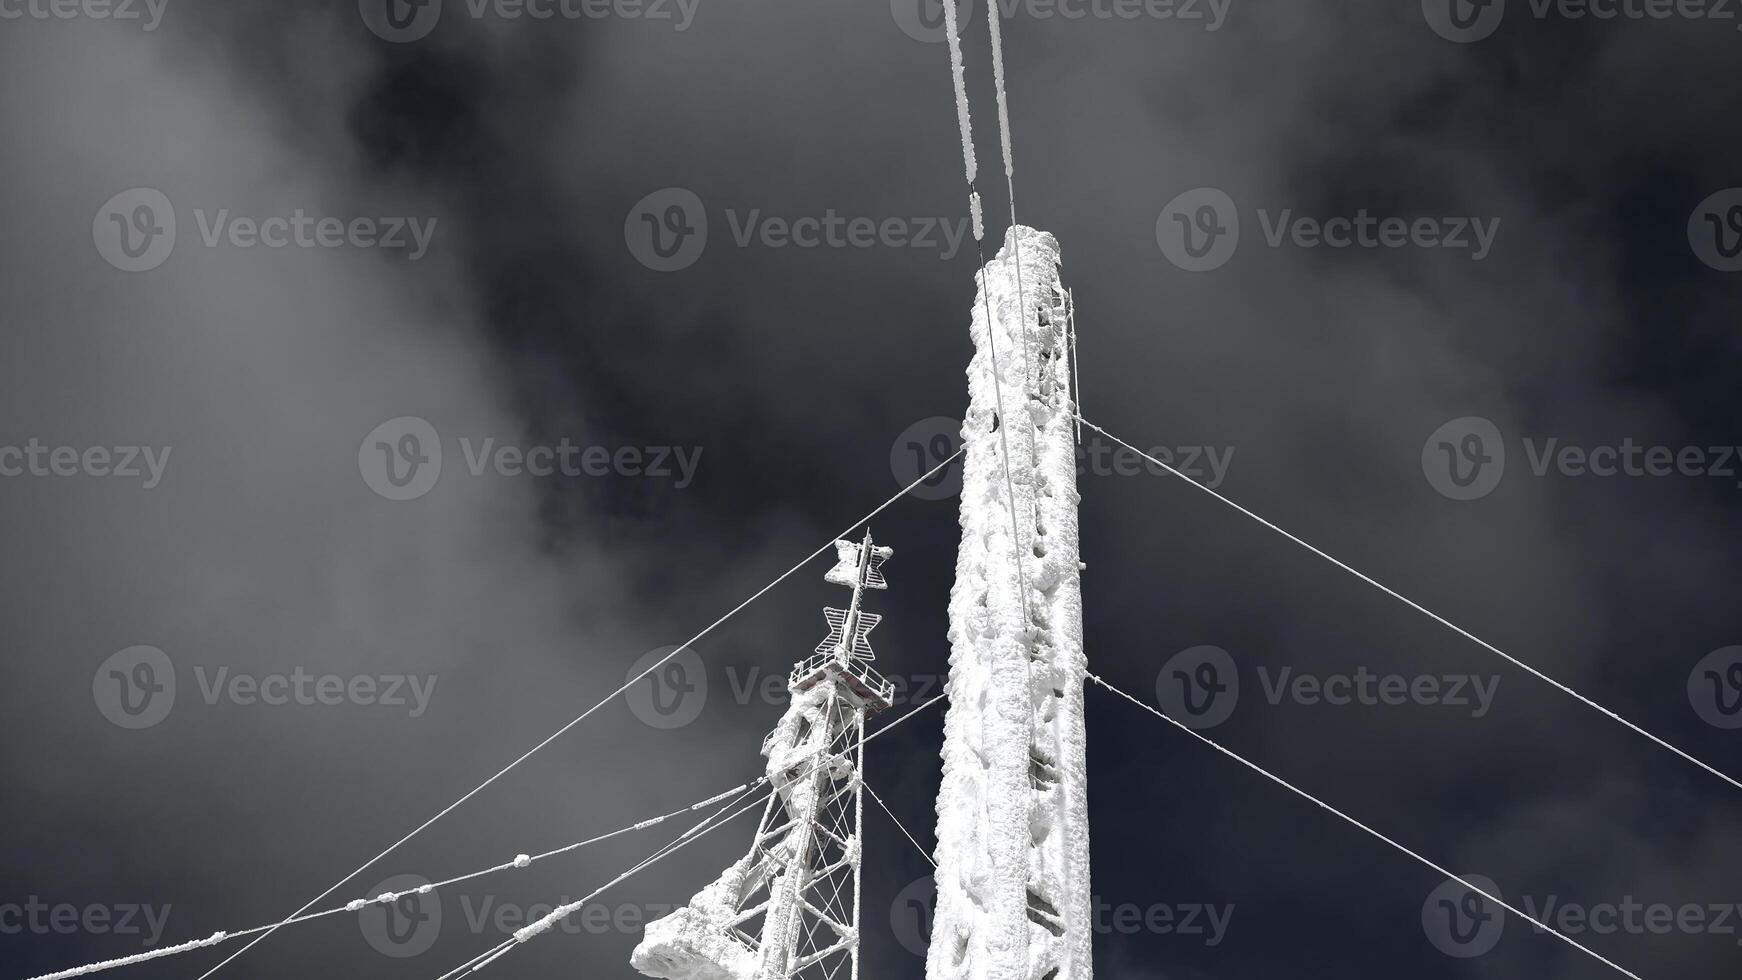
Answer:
33;692;951;980
863;781;935;868
1067;290;1082;442
191;446;966;980
1075;413;1742;796
1087;673;1646;980
934;0;1040;740
448;773;782;977
438;693;951;980
22;778;768;980
984;0;1032;397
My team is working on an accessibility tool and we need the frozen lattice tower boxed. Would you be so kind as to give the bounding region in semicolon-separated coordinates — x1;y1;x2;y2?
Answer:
631;531;897;980
929;226;1091;980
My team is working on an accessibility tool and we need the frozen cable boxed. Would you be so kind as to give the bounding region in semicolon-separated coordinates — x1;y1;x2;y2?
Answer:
1067;290;1082;442
864;781;935;868
444;784;777;978
189;447;963;980
436;694;949;978
1088;672;1645;980
23;777;770;980
939;0;976;187
1075;413;1742;796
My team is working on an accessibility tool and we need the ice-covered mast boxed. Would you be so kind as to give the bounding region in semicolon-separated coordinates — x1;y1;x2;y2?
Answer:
926;1;1092;976
929;228;1091;980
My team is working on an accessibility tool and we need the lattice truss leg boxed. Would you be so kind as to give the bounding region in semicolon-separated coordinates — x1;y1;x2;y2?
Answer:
632;683;871;980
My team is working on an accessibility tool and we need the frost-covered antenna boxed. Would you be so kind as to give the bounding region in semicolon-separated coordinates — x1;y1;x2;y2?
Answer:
818;530;893;663
630;532;897;980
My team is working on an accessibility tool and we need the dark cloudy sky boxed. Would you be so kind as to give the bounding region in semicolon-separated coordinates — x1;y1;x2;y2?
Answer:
3;1;1741;978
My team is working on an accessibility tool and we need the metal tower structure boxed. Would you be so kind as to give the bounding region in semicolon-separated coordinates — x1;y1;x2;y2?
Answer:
928;226;1092;980
631;532;897;980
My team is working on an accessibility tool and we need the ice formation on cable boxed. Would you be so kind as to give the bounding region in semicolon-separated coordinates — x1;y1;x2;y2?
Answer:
929;226;1091;980
985;2;1015;181
940;0;977;185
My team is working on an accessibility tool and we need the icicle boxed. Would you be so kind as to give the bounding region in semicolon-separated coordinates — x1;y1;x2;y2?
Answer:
986;0;1015;181
939;0;977;184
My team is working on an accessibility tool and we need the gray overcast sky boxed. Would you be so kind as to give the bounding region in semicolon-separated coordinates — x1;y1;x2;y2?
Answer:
3;1;1741;978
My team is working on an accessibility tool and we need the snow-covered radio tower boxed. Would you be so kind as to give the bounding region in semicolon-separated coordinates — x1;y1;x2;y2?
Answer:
631;532;897;980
